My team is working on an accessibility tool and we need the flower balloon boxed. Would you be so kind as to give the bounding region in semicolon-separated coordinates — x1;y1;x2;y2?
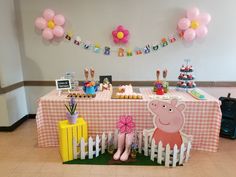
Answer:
35;9;65;40
112;25;129;44
177;7;211;42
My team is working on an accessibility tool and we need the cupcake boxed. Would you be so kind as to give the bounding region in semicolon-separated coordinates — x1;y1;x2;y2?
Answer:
137;94;142;99
132;93;138;99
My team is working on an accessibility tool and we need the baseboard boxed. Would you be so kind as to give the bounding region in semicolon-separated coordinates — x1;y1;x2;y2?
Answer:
0;114;36;132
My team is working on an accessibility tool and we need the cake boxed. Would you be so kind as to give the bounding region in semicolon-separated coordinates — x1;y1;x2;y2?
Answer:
116;85;142;99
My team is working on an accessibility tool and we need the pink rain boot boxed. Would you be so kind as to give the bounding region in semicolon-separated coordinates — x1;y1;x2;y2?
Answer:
113;133;125;160
120;132;134;161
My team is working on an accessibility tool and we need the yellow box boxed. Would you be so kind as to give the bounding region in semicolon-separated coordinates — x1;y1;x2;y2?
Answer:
58;117;88;162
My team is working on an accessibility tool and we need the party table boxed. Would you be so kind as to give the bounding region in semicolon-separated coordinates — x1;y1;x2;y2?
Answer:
36;87;222;152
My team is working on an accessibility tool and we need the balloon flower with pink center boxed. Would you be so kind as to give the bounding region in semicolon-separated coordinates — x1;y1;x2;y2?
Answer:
117;116;135;134
177;7;211;42
34;9;65;40
112;25;129;44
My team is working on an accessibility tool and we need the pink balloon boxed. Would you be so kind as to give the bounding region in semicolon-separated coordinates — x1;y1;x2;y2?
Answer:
113;38;119;43
54;14;65;26
35;17;47;30
117;25;124;31
184;29;196;41
42;28;54;40
187;7;200;20
178;18;191;30
43;9;55;21
122;36;128;43
53;26;64;37
196;26;208;38
198;13;211;25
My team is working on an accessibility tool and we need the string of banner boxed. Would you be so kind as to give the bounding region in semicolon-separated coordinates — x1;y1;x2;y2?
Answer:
63;32;180;57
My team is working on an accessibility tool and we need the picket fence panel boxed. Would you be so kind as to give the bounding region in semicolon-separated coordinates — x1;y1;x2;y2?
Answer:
72;129;192;167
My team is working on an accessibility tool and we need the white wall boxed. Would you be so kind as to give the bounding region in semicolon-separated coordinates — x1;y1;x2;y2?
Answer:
0;0;28;126
0;0;24;87
18;0;236;81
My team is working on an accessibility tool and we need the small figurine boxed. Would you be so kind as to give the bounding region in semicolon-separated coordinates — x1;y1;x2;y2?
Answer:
161;38;168;47
94;43;101;53
74;36;81;45
65;32;73;41
168;35;176;43
152;44;159;51
84;41;90;49
143;45;151;54
104;46;111;55
135;48;142;55
118;48;125;57
126;49;132;56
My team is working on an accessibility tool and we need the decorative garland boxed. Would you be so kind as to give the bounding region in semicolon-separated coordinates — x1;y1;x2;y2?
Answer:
64;31;178;57
34;7;211;58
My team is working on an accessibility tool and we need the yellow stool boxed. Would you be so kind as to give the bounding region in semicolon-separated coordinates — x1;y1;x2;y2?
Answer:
58;117;88;162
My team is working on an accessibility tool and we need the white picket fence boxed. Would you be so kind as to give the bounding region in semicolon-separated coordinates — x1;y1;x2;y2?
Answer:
72;129;192;167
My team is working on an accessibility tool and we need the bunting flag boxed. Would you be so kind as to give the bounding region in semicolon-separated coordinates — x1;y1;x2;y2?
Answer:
64;32;179;58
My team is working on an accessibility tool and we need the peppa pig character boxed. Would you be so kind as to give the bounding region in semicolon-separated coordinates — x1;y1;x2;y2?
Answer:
148;99;185;148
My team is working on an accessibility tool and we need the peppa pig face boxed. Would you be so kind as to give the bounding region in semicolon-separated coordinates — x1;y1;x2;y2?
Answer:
148;99;185;133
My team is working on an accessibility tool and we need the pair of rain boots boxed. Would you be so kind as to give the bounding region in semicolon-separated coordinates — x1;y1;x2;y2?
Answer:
113;133;134;161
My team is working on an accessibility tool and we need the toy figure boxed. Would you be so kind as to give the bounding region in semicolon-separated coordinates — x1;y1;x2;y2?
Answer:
135;48;142;55
74;36;81;45
161;38;168;47
94;43;101;53
65;32;73;40
168;35;176;43
84;41;90;49
118;48;124;57
126;49;132;56
148;99;186;148
104;46;111;55
143;45;151;54
152;44;159;51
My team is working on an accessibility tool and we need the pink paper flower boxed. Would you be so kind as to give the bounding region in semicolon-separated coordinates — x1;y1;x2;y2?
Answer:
117;116;135;134
112;25;129;44
177;7;211;42
34;9;65;40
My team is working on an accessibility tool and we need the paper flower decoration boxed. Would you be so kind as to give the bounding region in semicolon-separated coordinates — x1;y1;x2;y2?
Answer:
117;115;135;134
177;7;211;42
35;9;65;40
112;25;129;44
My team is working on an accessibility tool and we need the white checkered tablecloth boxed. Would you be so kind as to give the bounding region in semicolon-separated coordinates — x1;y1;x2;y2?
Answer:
36;87;222;152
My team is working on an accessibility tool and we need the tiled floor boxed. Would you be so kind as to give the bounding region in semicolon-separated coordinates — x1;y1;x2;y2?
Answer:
0;119;236;177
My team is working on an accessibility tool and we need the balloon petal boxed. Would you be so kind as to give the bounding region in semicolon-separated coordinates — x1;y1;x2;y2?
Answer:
35;17;47;30
42;28;54;40
196;26;208;38
178;18;191;30
117;25;124;31
112;30;117;36
43;9;55;21
198;13;211;25
123;30;129;35
53;26;64;37
54;14;65;26
187;7;200;20
183;29;196;42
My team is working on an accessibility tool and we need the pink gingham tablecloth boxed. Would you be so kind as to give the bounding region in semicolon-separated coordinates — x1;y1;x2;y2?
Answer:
36;88;222;152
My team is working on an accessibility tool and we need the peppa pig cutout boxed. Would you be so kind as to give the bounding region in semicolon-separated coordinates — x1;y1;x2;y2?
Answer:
147;99;186;149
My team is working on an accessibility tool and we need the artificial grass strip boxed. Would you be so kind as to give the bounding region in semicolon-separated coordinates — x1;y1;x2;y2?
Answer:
63;152;162;166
